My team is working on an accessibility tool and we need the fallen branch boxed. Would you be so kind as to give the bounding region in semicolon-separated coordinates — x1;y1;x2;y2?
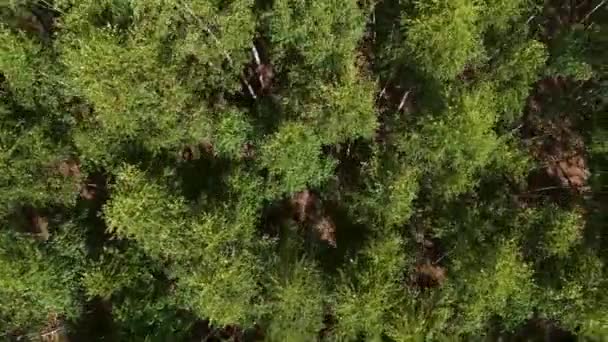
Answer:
527;185;571;193
40;327;65;338
252;44;262;66
433;249;454;265
372;11;376;43
509;124;523;134
377;85;387;100
526;15;536;25
251;44;266;89
398;90;411;111
39;0;67;15
581;0;607;22
243;77;257;99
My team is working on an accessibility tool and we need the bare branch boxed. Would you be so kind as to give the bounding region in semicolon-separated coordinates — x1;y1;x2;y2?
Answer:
527;185;571;193
582;0;607;22
251;44;266;89
252;45;262;66
433;250;454;265
398;90;411;111
526;15;536;24
510;124;523;134
39;0;66;15
377;85;387;100
244;81;257;100
39;327;65;338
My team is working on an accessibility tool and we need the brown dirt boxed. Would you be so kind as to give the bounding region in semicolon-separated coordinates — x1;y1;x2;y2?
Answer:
289;190;337;247
540;0;595;41
523;77;591;196
240;142;256;160
290;190;320;222
409;233;447;289
21;206;50;241
32;214;50;241
58;160;81;178
318;314;337;341
83;184;98;201
57;159;101;201
40;313;68;342
505;318;576;341
413;262;447;289
181;146;196;162
377;81;416;114
245;40;275;97
189;320;264;342
180;142;214;162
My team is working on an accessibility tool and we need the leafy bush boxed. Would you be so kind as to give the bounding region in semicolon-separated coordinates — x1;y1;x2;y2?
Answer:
0;0;606;340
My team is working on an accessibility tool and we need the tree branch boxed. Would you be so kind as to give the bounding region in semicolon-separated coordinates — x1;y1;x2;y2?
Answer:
581;0;607;23
39;327;65;338
252;44;262;66
398;90;411;111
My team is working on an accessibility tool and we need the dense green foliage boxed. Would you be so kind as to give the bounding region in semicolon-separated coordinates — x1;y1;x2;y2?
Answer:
0;0;607;341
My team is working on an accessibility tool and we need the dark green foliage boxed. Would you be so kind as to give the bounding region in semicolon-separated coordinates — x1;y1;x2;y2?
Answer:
0;0;606;340
333;233;409;340
399;84;503;199
264;259;326;342
104;165;265;326
0;120;79;216
545;28;594;81
488;39;548;123
261;122;336;195
449;239;537;334
403;0;484;81
0;229;83;333
269;0;366;79
479;0;530;32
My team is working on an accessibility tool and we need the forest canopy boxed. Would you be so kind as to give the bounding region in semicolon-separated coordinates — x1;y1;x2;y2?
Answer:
0;0;607;341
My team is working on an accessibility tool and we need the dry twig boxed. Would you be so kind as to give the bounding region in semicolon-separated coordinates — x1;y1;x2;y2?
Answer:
398;90;411;111
581;0;607;22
